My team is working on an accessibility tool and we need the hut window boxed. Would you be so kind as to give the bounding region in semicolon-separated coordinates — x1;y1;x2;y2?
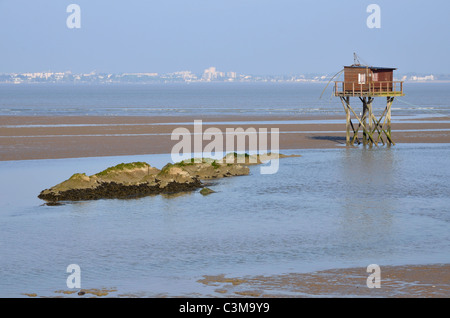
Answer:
358;73;366;84
373;73;379;81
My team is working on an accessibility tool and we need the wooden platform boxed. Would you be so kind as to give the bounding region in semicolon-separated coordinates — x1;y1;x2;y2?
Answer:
334;81;404;97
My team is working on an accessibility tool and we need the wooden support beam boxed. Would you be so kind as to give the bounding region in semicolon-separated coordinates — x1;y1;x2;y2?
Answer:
376;98;395;145
367;97;375;147
374;105;389;145
379;97;393;145
386;97;394;145
340;97;351;145
367;97;383;145
346;101;376;145
360;97;367;145
346;97;351;145
349;119;360;144
338;93;397;147
340;96;359;146
370;113;385;145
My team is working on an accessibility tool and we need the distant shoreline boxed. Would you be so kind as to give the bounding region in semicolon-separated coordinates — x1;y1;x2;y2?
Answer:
1;114;450;161
1;80;450;85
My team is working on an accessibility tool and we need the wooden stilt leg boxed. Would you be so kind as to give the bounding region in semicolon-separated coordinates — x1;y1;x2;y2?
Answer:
361;97;368;145
387;97;394;145
346;97;351;145
359;97;375;146
340;96;354;146
367;97;375;146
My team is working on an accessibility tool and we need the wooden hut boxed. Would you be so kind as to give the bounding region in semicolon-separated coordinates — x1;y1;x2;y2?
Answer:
333;58;404;146
335;65;403;97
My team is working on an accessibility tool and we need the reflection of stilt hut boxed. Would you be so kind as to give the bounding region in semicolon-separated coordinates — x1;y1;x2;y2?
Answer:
334;56;404;146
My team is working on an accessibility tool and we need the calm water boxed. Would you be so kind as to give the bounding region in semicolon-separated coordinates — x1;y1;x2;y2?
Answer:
1;83;450;297
0;82;450;117
1;144;450;297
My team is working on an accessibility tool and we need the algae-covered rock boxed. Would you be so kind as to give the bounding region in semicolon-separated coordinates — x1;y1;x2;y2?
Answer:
38;161;201;202
200;187;215;195
94;162;158;184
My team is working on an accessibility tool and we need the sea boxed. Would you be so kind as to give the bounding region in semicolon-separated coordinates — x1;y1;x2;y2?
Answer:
0;82;449;117
0;82;450;297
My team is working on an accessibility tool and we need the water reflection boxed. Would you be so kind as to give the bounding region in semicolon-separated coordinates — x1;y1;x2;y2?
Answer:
160;191;196;200
338;147;397;255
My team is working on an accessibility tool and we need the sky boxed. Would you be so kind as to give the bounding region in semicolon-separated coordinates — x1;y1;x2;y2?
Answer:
0;0;449;75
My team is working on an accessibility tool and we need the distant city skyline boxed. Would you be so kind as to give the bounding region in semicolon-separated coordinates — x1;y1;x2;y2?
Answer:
1;66;445;84
1;1;449;75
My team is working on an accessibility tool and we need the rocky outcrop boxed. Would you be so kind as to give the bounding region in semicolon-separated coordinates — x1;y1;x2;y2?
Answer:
38;162;202;202
38;153;301;202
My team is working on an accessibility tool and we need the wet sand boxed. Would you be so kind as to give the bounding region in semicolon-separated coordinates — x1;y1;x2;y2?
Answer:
198;263;450;298
1;115;450;161
21;264;450;297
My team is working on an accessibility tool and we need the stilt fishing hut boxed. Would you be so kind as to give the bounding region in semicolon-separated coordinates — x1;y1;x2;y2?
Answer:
334;54;404;146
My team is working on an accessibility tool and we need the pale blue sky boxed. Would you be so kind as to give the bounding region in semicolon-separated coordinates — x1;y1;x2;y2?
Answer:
0;0;448;74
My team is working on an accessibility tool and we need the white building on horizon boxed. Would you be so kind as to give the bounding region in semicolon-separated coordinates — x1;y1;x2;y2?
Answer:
202;67;217;81
202;67;237;81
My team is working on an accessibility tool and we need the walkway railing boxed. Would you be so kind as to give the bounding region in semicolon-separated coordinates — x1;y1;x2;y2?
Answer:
334;81;404;97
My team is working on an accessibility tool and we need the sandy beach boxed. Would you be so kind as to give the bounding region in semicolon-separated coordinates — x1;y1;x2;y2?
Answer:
197;263;450;298
1;115;450;161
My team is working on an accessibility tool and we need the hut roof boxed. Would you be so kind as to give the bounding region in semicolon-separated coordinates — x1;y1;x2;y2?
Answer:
344;65;397;70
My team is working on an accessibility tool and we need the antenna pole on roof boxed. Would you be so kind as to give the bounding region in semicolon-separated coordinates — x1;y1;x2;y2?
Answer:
353;52;361;66
353;53;371;67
